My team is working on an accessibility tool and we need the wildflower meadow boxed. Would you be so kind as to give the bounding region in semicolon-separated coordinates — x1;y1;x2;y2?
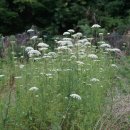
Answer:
0;25;129;130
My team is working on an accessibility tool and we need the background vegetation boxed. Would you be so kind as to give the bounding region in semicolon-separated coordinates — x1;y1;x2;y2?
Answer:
0;0;130;35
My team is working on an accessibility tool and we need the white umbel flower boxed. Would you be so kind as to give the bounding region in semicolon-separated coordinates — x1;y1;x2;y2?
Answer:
88;54;98;59
57;41;66;46
75;42;82;47
84;41;91;46
15;76;22;79
57;46;68;50
45;73;53;78
42;55;51;59
19;64;25;69
100;44;111;48
91;24;101;28
28;50;41;57
37;42;49;48
99;33;103;36
63;32;70;35
78;38;88;43
0;75;5;78
98;41;106;45
111;64;118;68
48;52;57;58
30;35;38;40
72;32;82;39
68;29;75;33
76;32;83;37
90;78;100;82
111;48;121;52
25;47;34;52
106;48;121;53
76;61;84;65
27;29;34;32
29;87;39;91
38;47;48;51
70;94;81;100
63;38;72;41
70;55;77;59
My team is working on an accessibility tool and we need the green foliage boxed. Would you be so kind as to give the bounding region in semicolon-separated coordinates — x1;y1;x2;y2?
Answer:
77;19;92;36
13;0;37;3
0;0;130;34
0;34;119;129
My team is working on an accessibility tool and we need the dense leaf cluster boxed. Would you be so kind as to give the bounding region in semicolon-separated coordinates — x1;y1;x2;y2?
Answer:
0;0;130;35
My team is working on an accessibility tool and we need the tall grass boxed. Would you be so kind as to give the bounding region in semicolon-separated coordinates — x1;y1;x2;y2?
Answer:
0;31;120;130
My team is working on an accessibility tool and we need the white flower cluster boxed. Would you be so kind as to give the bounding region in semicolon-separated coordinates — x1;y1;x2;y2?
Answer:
98;41;106;45
84;41;91;46
19;64;25;69
88;54;98;59
62;29;75;36
47;52;57;58
29;87;39;91
27;29;34;33
28;50;41;57
106;48;121;53
78;38;88;43
76;38;91;47
30;36;38;40
56;46;72;54
58;40;73;48
25;47;34;52
25;47;41;57
111;64;118;69
37;42;49;48
70;94;81;100
63;32;70;36
68;29;75;33
90;78;100;82
72;32;83;39
15;76;22;79
37;42;49;51
0;75;5;78
63;38;72;41
76;61;84;65
91;24;101;28
100;43;111;48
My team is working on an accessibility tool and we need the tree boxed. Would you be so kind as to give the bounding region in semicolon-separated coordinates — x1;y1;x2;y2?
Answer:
0;0;130;35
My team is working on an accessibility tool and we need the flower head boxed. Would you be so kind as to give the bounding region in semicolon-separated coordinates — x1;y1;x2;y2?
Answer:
88;54;98;59
106;48;121;53
111;64;118;69
84;42;91;46
72;32;82;39
68;29;75;33
15;76;22;79
100;43;111;48
63;38;72;41
63;32;70;36
37;42;49;48
76;61;84;65
0;75;5;78
28;50;41;57
90;78;100;82
27;29;34;33
76;32;83;38
19;64;25;69
48;52;57;58
25;47;34;52
98;41;106;45
70;94;81;100
91;24;101;28
30;36;38;40
29;87;39;91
